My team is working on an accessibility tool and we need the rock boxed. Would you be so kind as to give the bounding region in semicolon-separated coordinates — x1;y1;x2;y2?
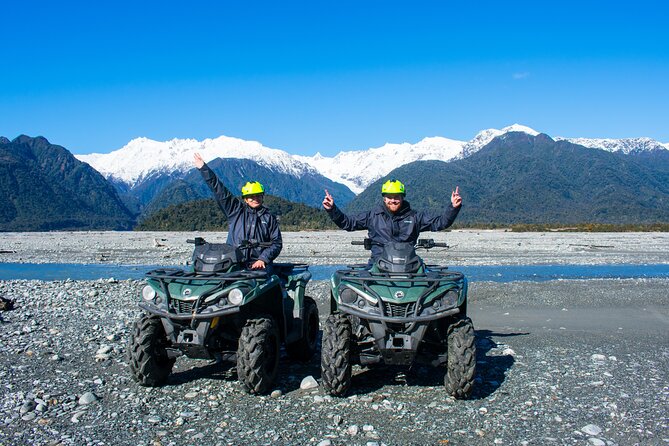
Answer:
71;410;86;423
78;392;98;405
581;424;602;436
271;390;282;398
147;415;162;424
21;412;37;421
300;375;318;390
20;401;36;414
347;425;359;436
96;344;113;355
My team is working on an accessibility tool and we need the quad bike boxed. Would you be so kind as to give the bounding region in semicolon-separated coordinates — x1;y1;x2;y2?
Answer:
321;238;476;398
128;237;319;394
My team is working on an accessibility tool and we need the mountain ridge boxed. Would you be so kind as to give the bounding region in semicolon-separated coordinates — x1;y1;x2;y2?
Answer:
75;124;668;195
0;135;135;231
345;132;669;225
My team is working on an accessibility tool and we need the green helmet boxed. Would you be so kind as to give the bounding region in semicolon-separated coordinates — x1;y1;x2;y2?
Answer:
241;181;265;197
381;179;405;196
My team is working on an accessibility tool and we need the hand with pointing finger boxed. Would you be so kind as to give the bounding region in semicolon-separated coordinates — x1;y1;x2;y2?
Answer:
193;152;205;169
323;189;334;210
451;186;462;208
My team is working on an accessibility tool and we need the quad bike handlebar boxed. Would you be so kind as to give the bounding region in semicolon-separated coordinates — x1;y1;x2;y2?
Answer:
186;237;272;249
351;238;449;250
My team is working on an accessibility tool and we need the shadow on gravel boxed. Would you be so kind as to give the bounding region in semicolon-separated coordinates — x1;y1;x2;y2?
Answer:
470;329;527;399
167;359;238;386
159;329;527;399
164;341;324;391
325;329;528;398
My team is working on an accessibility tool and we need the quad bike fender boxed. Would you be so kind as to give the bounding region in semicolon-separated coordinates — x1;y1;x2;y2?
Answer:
240;281;288;341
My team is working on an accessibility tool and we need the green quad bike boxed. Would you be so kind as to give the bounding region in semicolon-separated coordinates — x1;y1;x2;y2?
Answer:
321;238;476;398
128;237;319;394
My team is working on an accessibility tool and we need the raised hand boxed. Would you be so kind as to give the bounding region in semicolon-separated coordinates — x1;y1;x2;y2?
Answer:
193;152;205;169
451;186;462;208
322;189;334;210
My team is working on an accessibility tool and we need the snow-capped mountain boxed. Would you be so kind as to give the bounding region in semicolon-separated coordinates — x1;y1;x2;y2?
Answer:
295;136;463;194
296;124;539;193
555;136;668;154
76;125;668;196
76;135;321;186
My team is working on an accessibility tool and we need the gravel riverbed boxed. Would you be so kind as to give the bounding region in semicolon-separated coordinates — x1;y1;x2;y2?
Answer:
1;231;668;446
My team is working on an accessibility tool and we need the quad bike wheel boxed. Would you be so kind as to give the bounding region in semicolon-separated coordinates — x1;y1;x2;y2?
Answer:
128;315;175;387
237;315;280;394
321;313;352;397
286;296;320;361
444;316;476;399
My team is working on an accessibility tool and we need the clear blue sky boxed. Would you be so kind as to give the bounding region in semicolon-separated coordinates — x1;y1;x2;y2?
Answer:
1;0;668;155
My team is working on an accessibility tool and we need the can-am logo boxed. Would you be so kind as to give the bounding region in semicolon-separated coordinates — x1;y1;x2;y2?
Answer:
183;289;192;296
394;291;404;299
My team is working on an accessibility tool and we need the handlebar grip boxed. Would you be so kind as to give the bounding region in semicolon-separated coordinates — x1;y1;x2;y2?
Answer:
351;241;365;245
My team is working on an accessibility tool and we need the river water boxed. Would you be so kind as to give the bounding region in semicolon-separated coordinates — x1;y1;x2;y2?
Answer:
1;262;668;282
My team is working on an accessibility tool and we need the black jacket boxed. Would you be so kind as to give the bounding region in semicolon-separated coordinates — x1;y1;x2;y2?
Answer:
326;200;460;261
199;163;282;264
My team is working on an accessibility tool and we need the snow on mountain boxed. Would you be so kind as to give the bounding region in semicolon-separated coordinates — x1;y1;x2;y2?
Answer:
75;124;667;196
76;135;320;186
555;136;669;154
295;136;464;194
296;124;539;193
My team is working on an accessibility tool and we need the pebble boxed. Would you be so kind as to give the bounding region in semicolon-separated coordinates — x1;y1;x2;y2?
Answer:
147;415;162;424
300;375;318;390
21;412;37;421
20;401;36;414
78;392;98;405
581;424;602;436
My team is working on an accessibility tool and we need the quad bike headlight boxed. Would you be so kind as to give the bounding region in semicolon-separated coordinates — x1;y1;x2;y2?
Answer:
439;290;459;309
142;285;156;301
340;287;357;304
228;288;244;306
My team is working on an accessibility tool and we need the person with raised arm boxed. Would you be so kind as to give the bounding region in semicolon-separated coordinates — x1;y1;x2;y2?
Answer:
322;180;462;263
194;152;282;270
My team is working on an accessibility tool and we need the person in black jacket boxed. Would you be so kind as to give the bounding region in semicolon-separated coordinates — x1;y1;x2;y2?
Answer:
322;179;462;263
194;153;282;270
